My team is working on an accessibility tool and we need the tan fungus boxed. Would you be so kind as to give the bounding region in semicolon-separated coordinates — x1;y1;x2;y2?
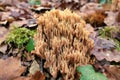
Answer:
34;9;94;80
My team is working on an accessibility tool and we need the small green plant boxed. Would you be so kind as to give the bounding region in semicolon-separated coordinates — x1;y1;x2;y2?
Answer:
29;0;41;5
77;65;108;80
99;26;117;38
26;38;34;52
115;40;120;51
6;27;36;48
99;26;120;51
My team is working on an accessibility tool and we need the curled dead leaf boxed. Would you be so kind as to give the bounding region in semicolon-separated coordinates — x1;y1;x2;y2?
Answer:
0;27;9;44
29;60;40;75
104;11;118;26
92;37;120;62
80;2;100;16
1;0;20;6
13;71;45;80
0;57;26;80
10;20;27;27
104;65;120;80
0;44;7;54
30;71;45;80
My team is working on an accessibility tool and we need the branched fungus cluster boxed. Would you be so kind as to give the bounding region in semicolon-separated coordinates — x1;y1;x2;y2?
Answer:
111;0;120;10
34;9;94;80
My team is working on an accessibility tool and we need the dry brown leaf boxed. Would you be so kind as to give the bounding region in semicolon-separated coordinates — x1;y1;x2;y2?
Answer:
104;11;118;26
29;60;40;75
80;3;106;27
104;65;120;80
0;57;26;80
10;20;27;27
13;77;30;80
92;37;120;62
93;50;120;62
0;27;9;44
0;12;2;20
80;2;100;16
85;24;94;33
1;0;20;6
30;71;45;80
116;11;120;23
14;71;45;80
0;44;7;54
85;24;97;40
10;11;21;19
104;11;120;28
1;12;13;21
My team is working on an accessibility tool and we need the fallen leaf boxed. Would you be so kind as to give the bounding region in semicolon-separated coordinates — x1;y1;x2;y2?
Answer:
1;12;12;21
10;9;31;20
10;20;27;27
104;65;120;80
104;11;118;26
16;2;30;9
80;2;100;16
14;71;45;80
13;77;30;80
4;4;32;20
29;60;40;75
30;71;45;80
115;11;120;28
0;57;26;80
85;23;97;40
85;24;94;33
80;3;106;27
0;12;2;20
10;11;21;19
1;0;20;6
92;37;120;62
0;44;7;54
0;6;4;11
116;11;120;23
0;27;9;44
94;37;115;49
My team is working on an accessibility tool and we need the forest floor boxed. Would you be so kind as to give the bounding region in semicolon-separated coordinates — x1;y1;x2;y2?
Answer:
0;0;120;80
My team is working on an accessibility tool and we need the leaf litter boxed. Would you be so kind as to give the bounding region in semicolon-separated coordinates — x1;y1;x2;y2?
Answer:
0;57;26;80
0;0;120;80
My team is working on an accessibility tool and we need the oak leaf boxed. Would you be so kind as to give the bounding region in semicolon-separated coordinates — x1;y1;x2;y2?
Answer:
0;57;26;80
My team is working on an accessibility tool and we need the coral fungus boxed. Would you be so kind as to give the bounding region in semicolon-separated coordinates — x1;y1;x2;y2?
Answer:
34;9;94;80
111;0;120;10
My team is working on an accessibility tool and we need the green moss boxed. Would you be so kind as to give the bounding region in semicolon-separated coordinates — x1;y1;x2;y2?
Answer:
99;26;120;51
6;27;36;48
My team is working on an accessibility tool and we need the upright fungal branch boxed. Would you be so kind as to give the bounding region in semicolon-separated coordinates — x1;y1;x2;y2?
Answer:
34;9;94;80
111;0;120;10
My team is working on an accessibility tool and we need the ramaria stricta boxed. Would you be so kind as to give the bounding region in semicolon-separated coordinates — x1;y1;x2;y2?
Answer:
34;9;94;80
